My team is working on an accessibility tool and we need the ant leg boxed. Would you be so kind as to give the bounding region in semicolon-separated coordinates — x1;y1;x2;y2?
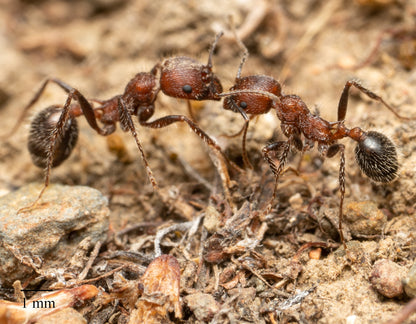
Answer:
223;123;247;138
296;149;305;173
140;115;237;201
326;143;347;249
336;144;347;250
5;78;110;139
2;78;60;139
337;80;414;121
47;79;111;135
240;119;251;169
90;98;107;105
225;98;252;169
187;101;197;122
223;115;258;139
139;115;240;171
262;140;291;211
118;98;158;190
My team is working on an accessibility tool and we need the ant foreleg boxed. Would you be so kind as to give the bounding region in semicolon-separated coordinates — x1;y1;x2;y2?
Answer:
139;114;239;200
228;98;252;169
139;115;236;168
262;140;291;212
337;80;413;121
223;115;259;139
117;98;158;190
240;118;251;169
187;101;197;122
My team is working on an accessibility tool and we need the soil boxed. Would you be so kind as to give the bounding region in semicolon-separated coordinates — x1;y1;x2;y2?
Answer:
0;0;416;323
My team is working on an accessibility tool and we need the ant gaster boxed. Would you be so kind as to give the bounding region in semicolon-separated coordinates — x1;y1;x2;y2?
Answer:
220;38;413;249
10;32;229;210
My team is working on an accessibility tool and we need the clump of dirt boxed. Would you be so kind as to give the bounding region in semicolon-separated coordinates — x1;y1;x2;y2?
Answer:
0;0;415;323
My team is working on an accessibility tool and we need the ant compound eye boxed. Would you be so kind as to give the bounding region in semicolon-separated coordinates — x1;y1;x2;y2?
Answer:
182;84;193;94
354;131;398;183
28;106;79;168
240;101;248;109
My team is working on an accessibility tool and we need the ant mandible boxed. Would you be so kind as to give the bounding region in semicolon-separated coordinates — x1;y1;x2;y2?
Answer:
220;37;414;249
9;32;230;210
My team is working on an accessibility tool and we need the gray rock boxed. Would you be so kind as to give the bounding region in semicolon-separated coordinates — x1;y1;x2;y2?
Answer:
0;183;109;286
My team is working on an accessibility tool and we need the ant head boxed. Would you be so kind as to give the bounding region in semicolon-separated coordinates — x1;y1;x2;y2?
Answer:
160;56;223;101
28;106;78;168
223;75;282;115
354;131;398;183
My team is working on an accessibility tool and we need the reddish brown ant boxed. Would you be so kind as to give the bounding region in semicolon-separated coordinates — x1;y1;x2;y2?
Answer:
220;38;414;249
9;32;230;210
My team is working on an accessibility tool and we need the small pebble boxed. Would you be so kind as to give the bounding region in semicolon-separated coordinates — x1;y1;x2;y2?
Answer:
403;262;416;298
337;55;357;69
203;205;221;234
184;292;220;321
344;201;387;237
289;193;303;211
0;183;109;286
369;259;407;298
309;248;322;260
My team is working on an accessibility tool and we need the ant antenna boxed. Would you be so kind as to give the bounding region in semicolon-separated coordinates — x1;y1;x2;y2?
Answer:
220;89;281;104
207;31;224;69
228;15;249;79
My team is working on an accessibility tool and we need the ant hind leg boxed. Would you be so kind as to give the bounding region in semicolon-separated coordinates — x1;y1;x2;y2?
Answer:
337;80;414;121
2;78;65;139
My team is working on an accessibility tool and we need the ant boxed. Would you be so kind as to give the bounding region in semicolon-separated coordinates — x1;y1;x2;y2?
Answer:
8;32;232;210
219;37;414;249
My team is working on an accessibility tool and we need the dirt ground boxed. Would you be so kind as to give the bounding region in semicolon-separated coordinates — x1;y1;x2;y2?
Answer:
0;0;416;323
